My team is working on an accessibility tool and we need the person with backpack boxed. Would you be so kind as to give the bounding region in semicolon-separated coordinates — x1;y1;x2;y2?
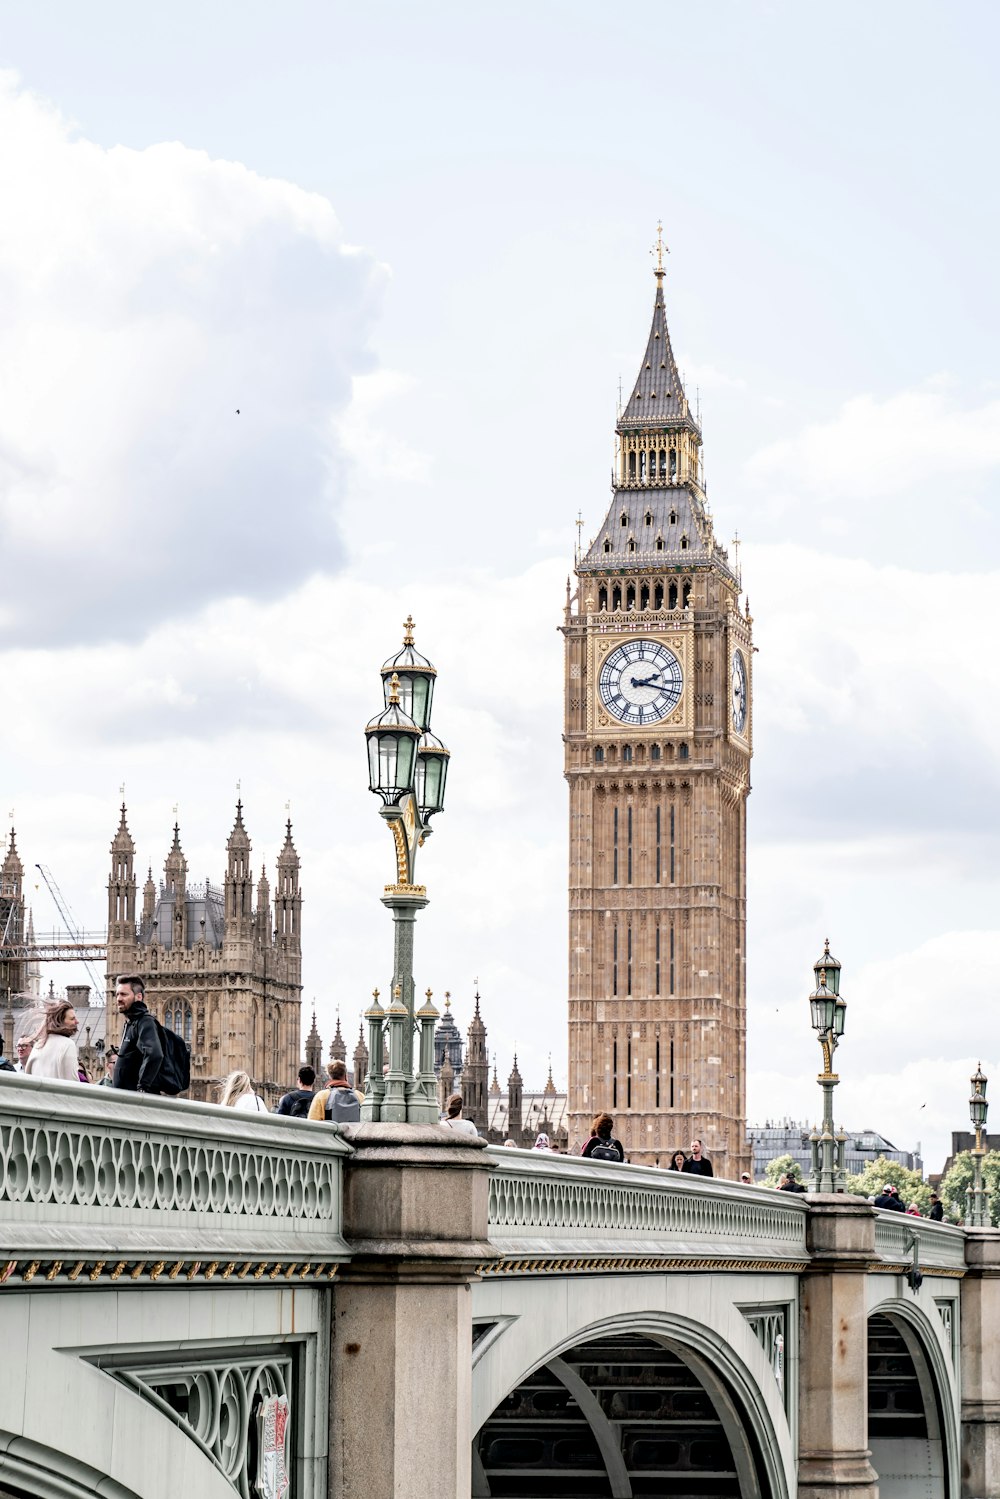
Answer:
112;976;164;1093
581;1112;626;1164
276;1065;317;1118
308;1059;361;1123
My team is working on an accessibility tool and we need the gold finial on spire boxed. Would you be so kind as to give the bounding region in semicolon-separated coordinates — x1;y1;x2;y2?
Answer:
388;671;401;705
652;220;669;280
444;990;451;1009
403;614;415;646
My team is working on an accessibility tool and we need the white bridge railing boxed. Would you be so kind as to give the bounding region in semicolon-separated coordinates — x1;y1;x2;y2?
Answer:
484;1150;810;1271
0;1074;350;1282
874;1210;967;1272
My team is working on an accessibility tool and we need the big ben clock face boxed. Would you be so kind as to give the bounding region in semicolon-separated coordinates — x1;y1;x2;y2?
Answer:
731;649;748;734
598;639;683;726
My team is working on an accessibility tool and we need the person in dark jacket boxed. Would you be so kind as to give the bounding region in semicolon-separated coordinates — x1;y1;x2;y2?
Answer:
778;1171;807;1193
277;1065;317;1118
581;1112;626;1163
681;1139;714;1178
873;1183;905;1212
928;1193;945;1222
112;976;163;1093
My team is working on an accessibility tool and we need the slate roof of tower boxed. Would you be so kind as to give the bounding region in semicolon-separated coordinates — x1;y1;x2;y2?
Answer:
618;278;699;433
580;484;713;571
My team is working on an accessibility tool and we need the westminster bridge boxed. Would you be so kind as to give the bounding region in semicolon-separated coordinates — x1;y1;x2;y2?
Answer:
1;1077;997;1499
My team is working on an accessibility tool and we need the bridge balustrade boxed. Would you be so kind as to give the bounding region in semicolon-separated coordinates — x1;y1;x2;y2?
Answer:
873;1208;967;1273
484;1148;809;1272
0;1073;351;1284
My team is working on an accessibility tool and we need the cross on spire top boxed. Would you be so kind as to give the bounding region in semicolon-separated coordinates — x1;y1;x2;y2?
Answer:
652;219;669;279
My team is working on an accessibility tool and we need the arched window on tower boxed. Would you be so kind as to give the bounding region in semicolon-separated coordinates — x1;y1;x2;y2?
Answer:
669;509;677;526
651;744;661;762
620;510;628;528
163;999;193;1045
680;534;689;550
594;747;604;764
644;510;653;527
679;742;689;761
612;585;622;611
654;582;664;609
682;580;692;608
639;583;650;609
627;538;636;553
603;539;611;553
622;745;632;764
659;449;667;479
655;536;664;552
639;451;647;483
598;586;608;611
625;583;636;610
628;452;636;482
668;582;678;610
669;448;677;479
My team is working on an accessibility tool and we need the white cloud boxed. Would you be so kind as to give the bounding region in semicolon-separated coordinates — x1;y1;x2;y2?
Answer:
0;72;384;645
335;371;432;485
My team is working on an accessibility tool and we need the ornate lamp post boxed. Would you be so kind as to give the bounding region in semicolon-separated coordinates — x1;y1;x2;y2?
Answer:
807;939;848;1193
967;1063;989;1228
362;617;450;1124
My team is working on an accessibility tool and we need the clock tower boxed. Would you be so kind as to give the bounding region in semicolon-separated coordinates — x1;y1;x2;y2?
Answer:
563;239;752;1176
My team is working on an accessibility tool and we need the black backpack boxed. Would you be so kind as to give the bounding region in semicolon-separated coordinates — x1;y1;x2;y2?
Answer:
324;1086;361;1123
588;1138;621;1163
153;1019;191;1096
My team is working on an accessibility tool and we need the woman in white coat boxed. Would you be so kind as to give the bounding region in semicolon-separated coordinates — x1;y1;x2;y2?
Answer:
24;1001;80;1082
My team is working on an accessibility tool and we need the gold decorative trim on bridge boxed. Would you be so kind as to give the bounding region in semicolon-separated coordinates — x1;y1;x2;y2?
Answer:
0;1257;342;1287
480;1255;812;1278
870;1262;965;1279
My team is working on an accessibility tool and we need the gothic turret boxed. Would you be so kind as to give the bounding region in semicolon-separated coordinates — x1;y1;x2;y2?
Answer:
464;990;488;1133
224;802;253;941
433;992;463;1083
507;1054;524;1146
304;1008;322;1075
162;823;188;949
275;821;302;986
1;826;23;900
141;867;156;933
330;1011;346;1064
255;864;272;947
107;805;137;938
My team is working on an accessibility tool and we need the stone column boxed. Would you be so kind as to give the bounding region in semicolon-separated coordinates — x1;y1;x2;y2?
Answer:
961;1229;1000;1498
329;1124;495;1499
798;1194;879;1499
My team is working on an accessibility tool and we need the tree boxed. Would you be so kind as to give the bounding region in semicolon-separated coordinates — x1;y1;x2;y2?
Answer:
939;1150;1000;1226
845;1155;932;1213
762;1153;802;1187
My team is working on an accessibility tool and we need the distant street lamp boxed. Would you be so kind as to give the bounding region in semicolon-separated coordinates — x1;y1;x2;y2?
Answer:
362;617;450;1124
807;939;848;1193
967;1064;989;1228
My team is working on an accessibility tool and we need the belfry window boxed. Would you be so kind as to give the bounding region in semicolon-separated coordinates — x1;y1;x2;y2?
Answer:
659;449;667;479
682;580;692;607
598;586;608;610
654;582;664;608
639;451;647;482
626;584;636;610
639;583;649;609
612;585;622;610
603;539;611;553
668;582;678;609
669;448;677;478
628;452;636;481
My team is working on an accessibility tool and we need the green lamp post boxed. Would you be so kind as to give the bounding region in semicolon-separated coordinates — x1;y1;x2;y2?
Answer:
967;1064;989;1228
362;616;450;1124
807;939;848;1193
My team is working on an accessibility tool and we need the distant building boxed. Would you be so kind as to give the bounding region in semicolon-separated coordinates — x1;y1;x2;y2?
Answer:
936;1131;1000;1182
749;1120;923;1181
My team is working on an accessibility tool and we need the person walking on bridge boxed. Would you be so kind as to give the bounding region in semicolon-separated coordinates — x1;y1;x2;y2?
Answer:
24;1000;81;1082
681;1139;713;1178
112;976;163;1093
581;1113;626;1163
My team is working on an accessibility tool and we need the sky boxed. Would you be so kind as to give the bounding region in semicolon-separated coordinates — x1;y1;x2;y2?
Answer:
1;1;998;1170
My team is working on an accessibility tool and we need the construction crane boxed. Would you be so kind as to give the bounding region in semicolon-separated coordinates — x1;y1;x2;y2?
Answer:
34;863;107;1003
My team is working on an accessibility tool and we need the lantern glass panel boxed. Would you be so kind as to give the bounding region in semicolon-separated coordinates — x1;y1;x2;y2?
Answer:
416;750;448;819
833;999;846;1037
809;994;826;1032
387;671;435;731
971;1093;988;1128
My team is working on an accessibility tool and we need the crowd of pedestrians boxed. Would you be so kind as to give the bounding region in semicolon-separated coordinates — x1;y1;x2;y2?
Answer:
0;987;960;1221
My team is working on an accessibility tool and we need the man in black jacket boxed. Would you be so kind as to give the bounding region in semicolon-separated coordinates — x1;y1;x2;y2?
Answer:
112;976;163;1093
276;1065;317;1117
873;1183;905;1212
681;1139;714;1178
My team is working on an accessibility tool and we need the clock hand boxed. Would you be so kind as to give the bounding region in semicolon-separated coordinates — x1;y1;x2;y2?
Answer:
630;672;663;688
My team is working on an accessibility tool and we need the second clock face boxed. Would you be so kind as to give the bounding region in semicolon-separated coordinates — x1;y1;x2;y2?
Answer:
598;639;683;726
731;649;748;734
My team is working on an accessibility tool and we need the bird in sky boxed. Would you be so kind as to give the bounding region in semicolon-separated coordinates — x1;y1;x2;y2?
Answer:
236;408;240;415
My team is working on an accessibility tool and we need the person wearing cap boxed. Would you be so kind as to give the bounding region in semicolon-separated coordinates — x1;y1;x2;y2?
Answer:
873;1183;905;1211
740;1171;753;1185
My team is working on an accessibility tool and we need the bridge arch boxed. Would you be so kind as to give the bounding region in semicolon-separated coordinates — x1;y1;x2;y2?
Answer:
866;1294;960;1499
473;1307;793;1499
